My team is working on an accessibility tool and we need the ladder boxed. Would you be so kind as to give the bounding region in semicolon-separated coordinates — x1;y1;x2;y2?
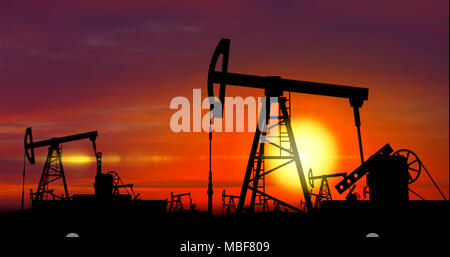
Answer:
248;92;293;212
278;91;292;156
251;151;268;211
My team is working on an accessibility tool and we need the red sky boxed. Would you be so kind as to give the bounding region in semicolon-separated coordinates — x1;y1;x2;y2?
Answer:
0;0;448;213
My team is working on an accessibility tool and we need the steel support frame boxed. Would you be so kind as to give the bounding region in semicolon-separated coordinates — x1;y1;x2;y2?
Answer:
314;178;332;208
34;145;70;201
236;96;313;213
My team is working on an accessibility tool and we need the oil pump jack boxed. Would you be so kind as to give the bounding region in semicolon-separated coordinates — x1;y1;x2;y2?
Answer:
207;38;369;213
308;169;346;208
24;127;138;205
24;127;98;201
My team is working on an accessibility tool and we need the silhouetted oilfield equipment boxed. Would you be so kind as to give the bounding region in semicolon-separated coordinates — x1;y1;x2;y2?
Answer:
15;38;447;225
108;170;140;200
345;185;361;201
207;38;369;213
24;127;98;201
222;190;239;215
167;192;193;213
23;127;142;207
70;153;139;202
5;38;448;246
335;144;447;202
308;169;346;208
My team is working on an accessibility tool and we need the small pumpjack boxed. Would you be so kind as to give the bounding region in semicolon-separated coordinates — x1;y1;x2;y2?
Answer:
167;192;193;213
308;169;347;208
222;190;240;215
24;127;98;202
24;127;138;204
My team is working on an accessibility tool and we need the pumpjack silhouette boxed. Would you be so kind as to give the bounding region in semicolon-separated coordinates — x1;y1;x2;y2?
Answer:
207;38;446;216
3;38;446;246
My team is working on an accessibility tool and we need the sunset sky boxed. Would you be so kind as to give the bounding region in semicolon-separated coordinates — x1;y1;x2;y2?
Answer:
0;0;448;213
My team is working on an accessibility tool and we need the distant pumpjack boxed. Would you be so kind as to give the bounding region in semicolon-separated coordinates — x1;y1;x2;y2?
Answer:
207;38;369;213
308;169;346;208
24;127;98;201
168;192;193;213
222;190;240;215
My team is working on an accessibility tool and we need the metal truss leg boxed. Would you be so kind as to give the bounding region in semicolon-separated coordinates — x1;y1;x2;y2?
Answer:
279;99;313;211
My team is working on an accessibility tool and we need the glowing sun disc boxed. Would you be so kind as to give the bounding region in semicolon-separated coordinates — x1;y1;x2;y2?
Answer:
269;119;338;190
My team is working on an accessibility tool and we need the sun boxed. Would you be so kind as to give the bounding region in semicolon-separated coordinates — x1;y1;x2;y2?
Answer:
267;119;338;190
62;155;94;164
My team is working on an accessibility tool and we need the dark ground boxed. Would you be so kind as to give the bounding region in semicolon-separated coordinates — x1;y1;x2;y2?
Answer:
0;200;448;255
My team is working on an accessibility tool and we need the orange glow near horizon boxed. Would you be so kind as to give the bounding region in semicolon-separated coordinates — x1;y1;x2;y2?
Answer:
0;1;448;213
269;119;338;191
